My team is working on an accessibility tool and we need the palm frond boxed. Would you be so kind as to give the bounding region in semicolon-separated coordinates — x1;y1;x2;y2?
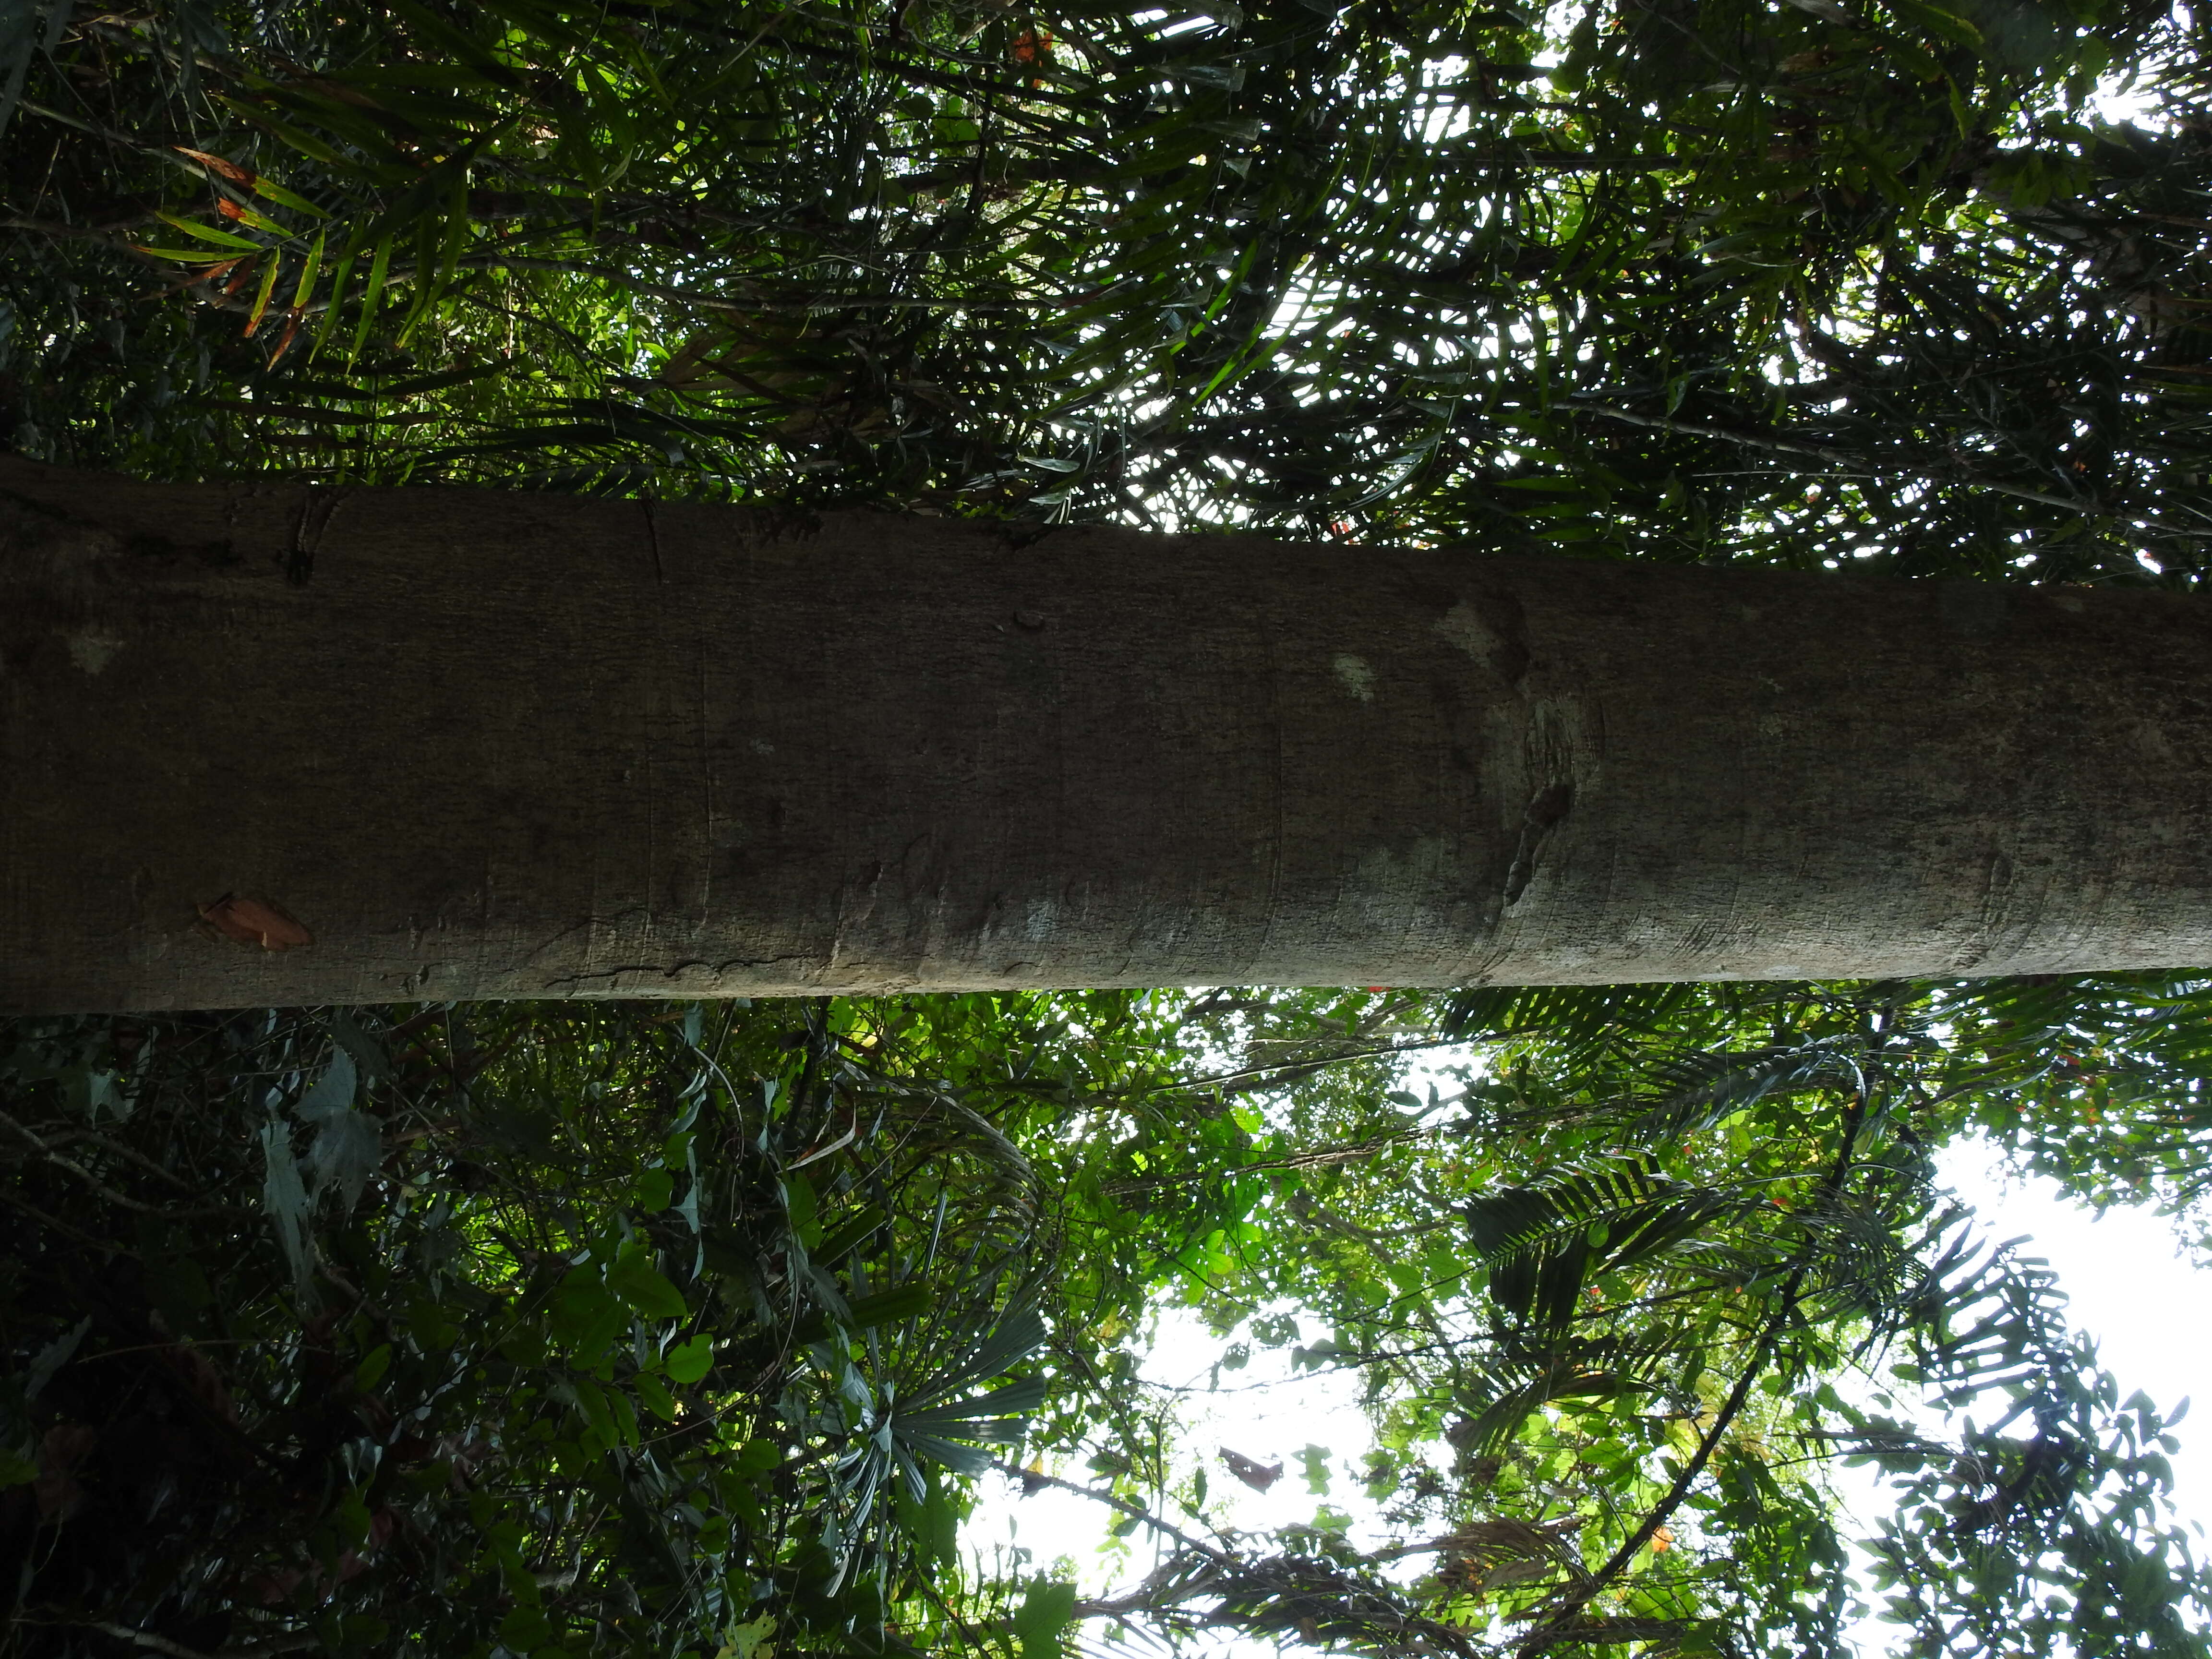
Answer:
1466;1156;1741;1329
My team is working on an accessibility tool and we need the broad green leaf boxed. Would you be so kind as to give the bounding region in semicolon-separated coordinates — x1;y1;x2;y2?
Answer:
1013;1580;1079;1659
607;1242;686;1321
634;1370;677;1420
550;1267;626;1362
664;1334;715;1384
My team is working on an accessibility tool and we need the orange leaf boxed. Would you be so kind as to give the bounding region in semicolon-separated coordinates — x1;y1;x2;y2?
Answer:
198;894;314;951
267;309;305;365
145;256;247;300
173;145;256;187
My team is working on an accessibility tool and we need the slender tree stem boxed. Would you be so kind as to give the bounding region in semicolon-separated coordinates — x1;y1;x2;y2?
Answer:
983;1457;1233;1563
1572;399;2199;532
1519;1096;1870;1649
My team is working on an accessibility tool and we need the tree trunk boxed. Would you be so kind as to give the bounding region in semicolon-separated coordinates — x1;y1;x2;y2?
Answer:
4;457;2210;1012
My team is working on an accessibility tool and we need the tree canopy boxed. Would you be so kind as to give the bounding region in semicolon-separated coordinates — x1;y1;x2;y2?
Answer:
6;982;2212;1659
9;0;2212;1654
4;0;2208;576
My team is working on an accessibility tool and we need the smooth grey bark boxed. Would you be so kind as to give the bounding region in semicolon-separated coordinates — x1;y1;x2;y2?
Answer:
3;455;2210;1012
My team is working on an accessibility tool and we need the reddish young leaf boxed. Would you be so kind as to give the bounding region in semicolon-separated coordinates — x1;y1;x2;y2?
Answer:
169;255;249;297
198;894;313;950
268;309;305;365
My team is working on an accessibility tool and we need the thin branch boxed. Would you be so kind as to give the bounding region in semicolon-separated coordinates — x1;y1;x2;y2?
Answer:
73;1622;319;1659
0;1110;237;1217
494;255;1117;315
1572;400;1855;464
2;211;154;240
1103;1133;1422;1197
0;1187;135;1254
983;1458;1233;1563
84;1626;221;1659
1517;1095;1871;1651
1117;1036;1473;1103
1571;400;2202;531
34;1123;198;1189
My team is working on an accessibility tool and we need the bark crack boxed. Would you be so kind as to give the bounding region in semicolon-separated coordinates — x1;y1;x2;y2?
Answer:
1503;782;1575;908
538;954;812;993
285;484;350;586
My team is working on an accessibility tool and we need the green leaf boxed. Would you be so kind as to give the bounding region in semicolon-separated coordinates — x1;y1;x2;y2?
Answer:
843;1282;932;1328
291;229;325;310
347;237;393;368
295;1051;380;1209
1014;1580;1079;1659
131;246;251;264
569;1375;619;1452
814;1201;888;1262
1887;0;1983;46
550;1267;626;1363
25;1315;91;1399
665;1334;713;1383
222;201;291;235
725;1612;776;1659
257;1118;313;1299
634;1370;677;1421
246;254;282;335
606;1242;686;1321
253;175;330;216
608;1385;641;1448
154;211;261;250
1298;1443;1332;1495
354;1343;393;1392
781;1172;821;1248
499;1605;555;1651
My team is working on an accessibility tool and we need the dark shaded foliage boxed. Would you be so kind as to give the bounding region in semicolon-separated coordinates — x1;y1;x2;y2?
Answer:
4;0;2211;578
0;1001;1066;1658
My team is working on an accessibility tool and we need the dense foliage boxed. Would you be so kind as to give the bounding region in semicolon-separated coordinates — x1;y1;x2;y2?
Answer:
0;997;1185;1659
11;0;2212;1653
7;981;2212;1659
4;0;2211;577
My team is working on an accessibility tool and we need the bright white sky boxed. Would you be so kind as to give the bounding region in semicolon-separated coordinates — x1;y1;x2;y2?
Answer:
966;1139;2210;1657
1934;1140;2209;1514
